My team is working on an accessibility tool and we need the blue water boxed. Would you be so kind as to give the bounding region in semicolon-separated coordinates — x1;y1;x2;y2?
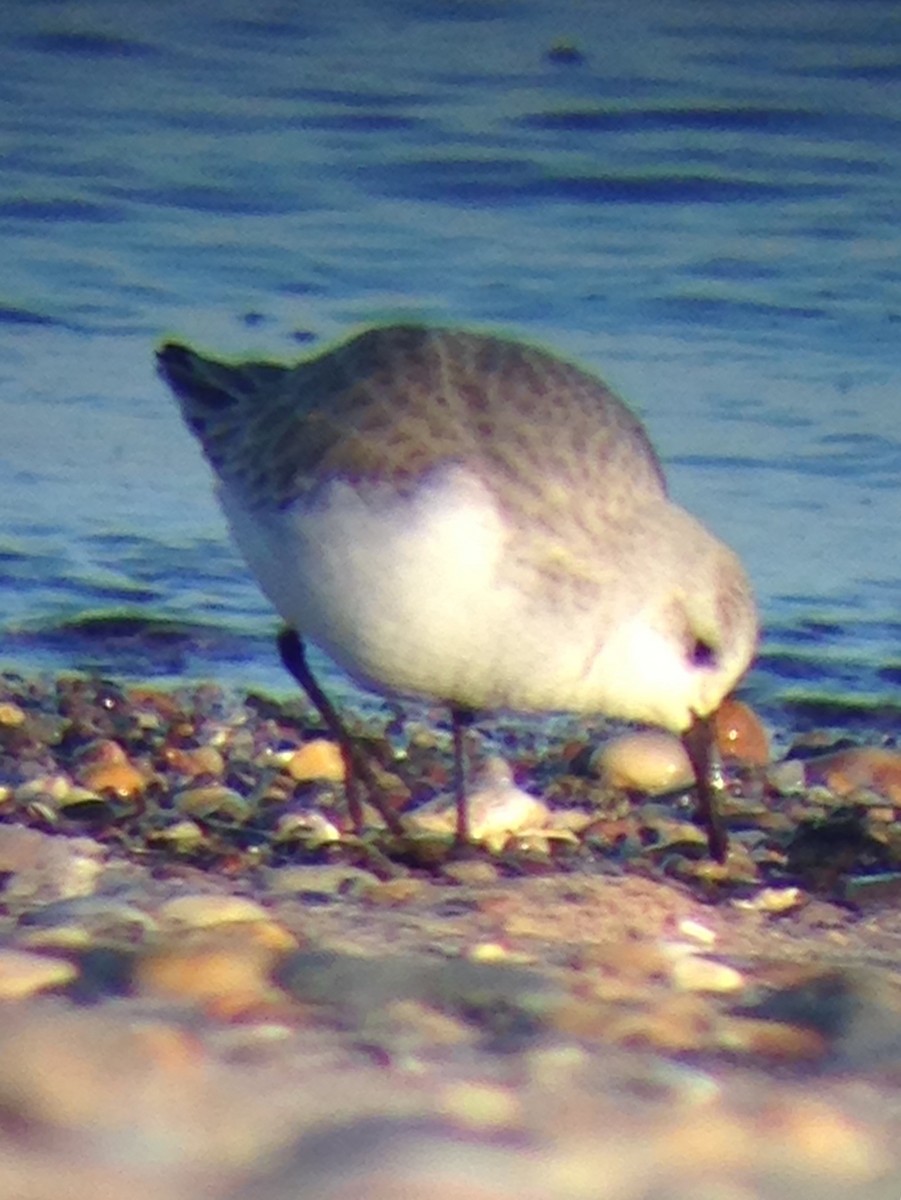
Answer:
0;0;899;734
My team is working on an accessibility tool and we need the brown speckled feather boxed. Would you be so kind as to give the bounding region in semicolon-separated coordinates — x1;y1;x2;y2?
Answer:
157;326;667;531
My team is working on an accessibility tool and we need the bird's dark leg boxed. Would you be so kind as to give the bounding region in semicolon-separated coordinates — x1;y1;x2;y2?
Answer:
450;706;477;845
681;711;728;863
277;628;406;837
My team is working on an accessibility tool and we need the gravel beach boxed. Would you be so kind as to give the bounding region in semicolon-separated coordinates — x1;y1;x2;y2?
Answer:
0;671;900;1199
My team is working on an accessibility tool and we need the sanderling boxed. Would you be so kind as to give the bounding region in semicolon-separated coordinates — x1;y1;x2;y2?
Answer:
157;325;757;859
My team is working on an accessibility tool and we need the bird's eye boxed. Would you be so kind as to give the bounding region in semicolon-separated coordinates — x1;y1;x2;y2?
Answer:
689;638;717;668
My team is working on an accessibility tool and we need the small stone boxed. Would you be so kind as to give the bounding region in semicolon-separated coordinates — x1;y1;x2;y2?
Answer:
17;896;157;939
467;942;526;964
441;860;501;886
411;758;549;842
17;926;92;951
804;747;901;803
0;702;26;727
162;745;225;778
135;935;282;1010
173;785;253;822
285;738;346;783
440;1081;519;1130
671;955;745;994
362;878;429;907
156;894;271;928
713;698;769;765
79;760;146;798
675;918;717;947
148;818;206;851
864;804;894;822
717;1015;827;1061
0;826;104;902
15;774;75;806
733;886;804;913
274;810;342;844
0;949;78;998
265;864;380;897
766;758;806;794
593;731;694;794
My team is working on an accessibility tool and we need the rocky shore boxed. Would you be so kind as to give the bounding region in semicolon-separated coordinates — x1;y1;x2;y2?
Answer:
0;671;900;1199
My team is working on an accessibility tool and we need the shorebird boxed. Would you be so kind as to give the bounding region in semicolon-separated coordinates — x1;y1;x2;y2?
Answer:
157;325;757;860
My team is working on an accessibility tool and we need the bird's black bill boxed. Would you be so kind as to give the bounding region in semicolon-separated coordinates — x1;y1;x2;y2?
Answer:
277;628;406;837
681;712;728;863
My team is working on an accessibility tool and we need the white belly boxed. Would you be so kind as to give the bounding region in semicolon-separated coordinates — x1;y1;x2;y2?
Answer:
219;464;623;713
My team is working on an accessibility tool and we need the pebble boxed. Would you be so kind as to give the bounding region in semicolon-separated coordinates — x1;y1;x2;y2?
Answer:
285;738;346;783
712;699;770;765
439;1081;520;1130
441;860;501;886
17;896;157;941
363;878;430;907
134;934;283;1011
0;825;104;902
732;886;804;914
15;773;76;806
265;864;380;897
275;950;559;1027
162;744;226;778
156;894;272;928
765;758;806;794
75;739;148;797
802;746;901;802
593;731;694;794
466;942;514;964
670;955;745;994
411;758;550;844
675;918;717;947
0;701;26;726
0;948;78;998
0;675;898;1199
274;809;342;844
148;817;206;851
716;1016;828;1061
79;759;146;797
173;785;253;822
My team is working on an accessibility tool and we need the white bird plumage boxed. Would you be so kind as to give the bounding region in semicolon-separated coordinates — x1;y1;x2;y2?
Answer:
157;324;757;858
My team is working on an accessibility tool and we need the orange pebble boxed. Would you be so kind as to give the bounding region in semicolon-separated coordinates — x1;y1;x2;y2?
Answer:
713;698;769;766
80;759;146;797
806;747;901;803
286;738;345;783
135;940;279;1010
163;745;225;778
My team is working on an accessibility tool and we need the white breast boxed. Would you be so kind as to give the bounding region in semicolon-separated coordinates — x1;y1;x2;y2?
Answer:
218;463;702;727
220;465;519;701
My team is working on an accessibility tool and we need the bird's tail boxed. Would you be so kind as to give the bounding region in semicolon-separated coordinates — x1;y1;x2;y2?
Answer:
156;342;287;424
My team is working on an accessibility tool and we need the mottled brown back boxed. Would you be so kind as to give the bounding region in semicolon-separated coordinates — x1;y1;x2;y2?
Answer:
157;325;668;538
